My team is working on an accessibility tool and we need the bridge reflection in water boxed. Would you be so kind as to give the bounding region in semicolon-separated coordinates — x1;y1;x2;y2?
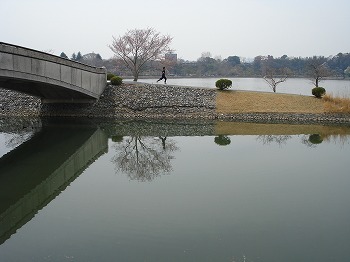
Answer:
0;122;108;244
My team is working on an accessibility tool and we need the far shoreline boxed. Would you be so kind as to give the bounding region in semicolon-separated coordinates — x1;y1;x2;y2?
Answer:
123;75;350;81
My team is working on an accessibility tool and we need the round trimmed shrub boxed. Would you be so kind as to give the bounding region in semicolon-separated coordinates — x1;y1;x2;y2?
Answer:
110;76;123;86
214;135;231;146
215;79;232;90
309;134;323;144
312;87;326;98
107;73;115;80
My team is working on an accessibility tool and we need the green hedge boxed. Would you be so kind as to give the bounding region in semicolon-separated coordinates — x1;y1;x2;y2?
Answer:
215;79;232;90
110;76;123;86
107;73;115;80
312;87;326;98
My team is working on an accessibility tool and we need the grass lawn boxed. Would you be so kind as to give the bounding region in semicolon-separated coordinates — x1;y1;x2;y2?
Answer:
216;90;325;114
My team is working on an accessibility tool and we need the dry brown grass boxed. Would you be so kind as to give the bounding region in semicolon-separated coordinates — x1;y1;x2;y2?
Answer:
214;90;350;138
216;90;325;114
323;94;350;113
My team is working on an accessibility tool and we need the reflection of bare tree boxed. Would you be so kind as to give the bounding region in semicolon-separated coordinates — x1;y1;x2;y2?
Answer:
256;135;292;146
159;136;167;150
258;133;350;148
111;136;178;182
301;135;318;148
323;134;350;146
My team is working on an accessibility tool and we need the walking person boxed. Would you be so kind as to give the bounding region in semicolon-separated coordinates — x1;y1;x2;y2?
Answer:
156;67;167;84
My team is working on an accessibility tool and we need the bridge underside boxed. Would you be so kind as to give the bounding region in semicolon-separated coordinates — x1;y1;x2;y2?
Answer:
0;77;98;103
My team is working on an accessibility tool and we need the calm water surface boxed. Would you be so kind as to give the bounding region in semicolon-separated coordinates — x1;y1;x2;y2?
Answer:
0;119;350;261
133;77;350;97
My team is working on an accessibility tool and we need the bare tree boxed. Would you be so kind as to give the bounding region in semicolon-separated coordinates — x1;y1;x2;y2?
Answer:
306;56;331;87
82;53;104;67
262;62;290;93
109;28;173;81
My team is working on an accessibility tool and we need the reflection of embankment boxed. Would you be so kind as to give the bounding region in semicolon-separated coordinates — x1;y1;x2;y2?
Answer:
0;124;108;245
215;121;350;136
102;119;350;138
101;119;216;137
0;117;43;152
0;117;42;134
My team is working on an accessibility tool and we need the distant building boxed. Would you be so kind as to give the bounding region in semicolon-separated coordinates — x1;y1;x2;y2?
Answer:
165;53;177;62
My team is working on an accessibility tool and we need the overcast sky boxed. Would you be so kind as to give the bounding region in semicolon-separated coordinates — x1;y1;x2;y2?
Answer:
1;0;349;61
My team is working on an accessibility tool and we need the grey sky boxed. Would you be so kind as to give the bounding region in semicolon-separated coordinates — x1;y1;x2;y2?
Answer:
1;0;349;61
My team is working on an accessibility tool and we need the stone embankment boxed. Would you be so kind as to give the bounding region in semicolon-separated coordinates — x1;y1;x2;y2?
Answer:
0;83;217;119
0;89;41;117
0;82;349;125
85;83;217;119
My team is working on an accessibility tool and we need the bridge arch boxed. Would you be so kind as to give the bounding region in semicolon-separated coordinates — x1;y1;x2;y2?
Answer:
0;42;107;103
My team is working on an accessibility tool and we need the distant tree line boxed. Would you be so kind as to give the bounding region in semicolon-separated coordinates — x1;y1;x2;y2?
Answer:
171;53;350;79
113;53;350;80
58;50;350;80
59;51;103;67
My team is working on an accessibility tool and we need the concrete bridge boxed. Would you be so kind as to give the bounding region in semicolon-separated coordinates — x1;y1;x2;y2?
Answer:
0;42;107;103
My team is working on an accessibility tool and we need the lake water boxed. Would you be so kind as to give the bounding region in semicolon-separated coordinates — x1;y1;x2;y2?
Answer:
133;77;350;97
0;118;350;261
